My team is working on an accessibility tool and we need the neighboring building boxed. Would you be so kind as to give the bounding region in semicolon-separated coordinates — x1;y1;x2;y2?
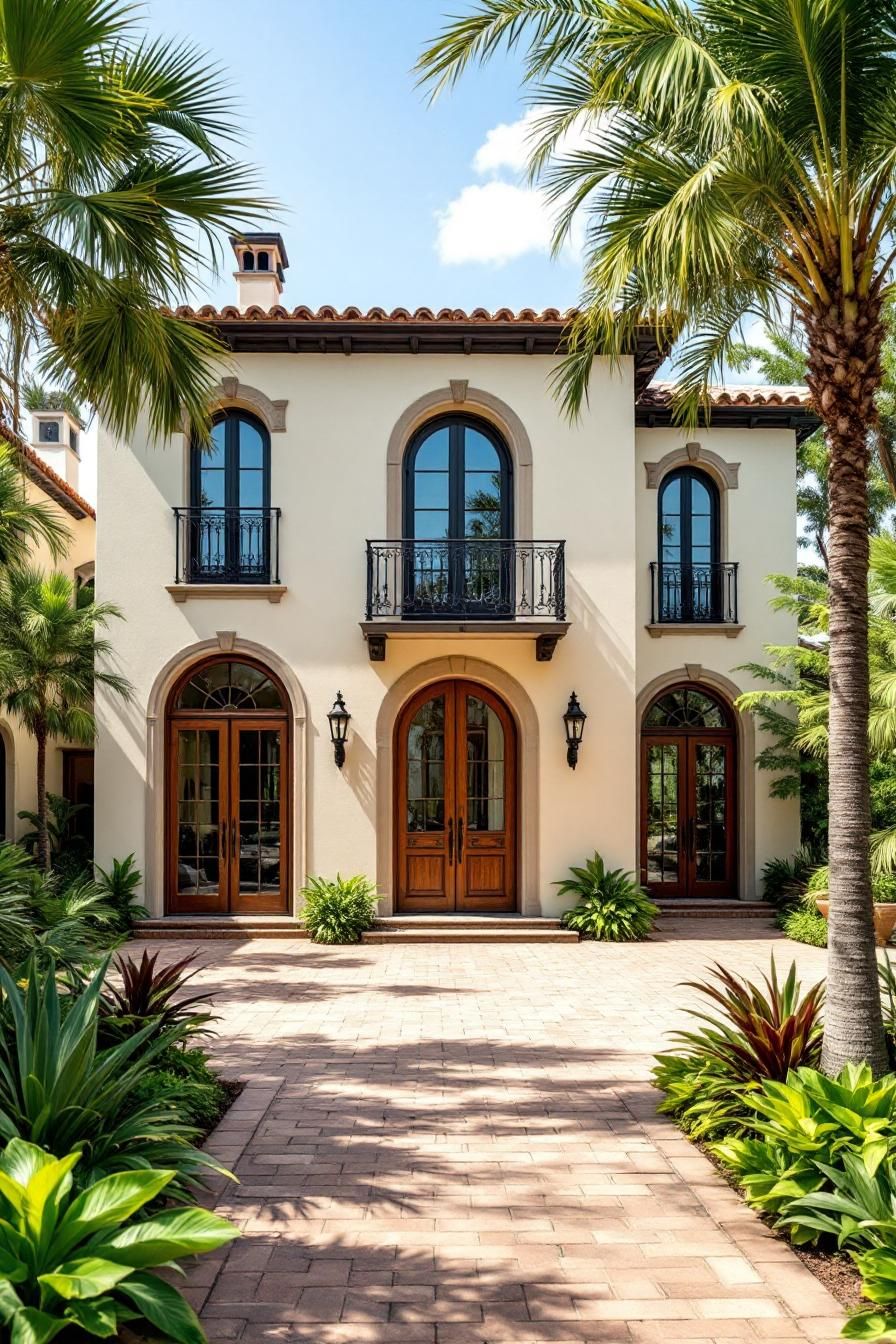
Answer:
94;234;815;920
0;414;96;842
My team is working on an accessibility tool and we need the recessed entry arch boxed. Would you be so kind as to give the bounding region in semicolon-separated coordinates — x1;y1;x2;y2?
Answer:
166;655;290;914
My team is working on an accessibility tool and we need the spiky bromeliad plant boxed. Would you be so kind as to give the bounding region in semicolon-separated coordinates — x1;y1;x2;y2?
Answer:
556;851;659;941
417;0;896;1073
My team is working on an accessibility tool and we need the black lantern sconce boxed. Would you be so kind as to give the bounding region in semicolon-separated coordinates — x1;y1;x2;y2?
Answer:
563;691;587;769
327;691;351;768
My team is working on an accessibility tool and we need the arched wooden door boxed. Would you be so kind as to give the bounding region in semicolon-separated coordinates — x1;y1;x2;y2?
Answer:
166;658;289;914
640;685;736;899
395;680;516;912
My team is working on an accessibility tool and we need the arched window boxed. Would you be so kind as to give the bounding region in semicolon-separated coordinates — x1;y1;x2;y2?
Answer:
402;415;513;616
190;410;271;582
242;251;255;271
658;467;720;621
174;659;286;711
257;251;270;271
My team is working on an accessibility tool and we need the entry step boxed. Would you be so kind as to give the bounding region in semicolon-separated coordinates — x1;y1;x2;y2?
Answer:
363;915;579;944
133;916;309;940
653;899;771;919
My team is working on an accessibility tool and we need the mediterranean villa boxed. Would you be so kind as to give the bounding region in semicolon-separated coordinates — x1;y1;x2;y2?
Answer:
90;234;817;926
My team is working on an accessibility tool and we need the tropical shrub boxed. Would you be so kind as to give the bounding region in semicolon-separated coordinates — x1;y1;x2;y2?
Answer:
100;949;213;1044
781;906;829;948
809;866;896;904
844;1248;896;1340
653;1051;752;1140
94;854;147;933
664;959;824;1085
300;874;379;944
762;847;823;911
130;1045;231;1133
556;852;658;941
0;958;222;1196
0;1138;237;1343
17;793;90;874
781;1151;896;1250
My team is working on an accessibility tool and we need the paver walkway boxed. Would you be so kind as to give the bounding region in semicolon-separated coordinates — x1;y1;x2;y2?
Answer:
163;920;845;1343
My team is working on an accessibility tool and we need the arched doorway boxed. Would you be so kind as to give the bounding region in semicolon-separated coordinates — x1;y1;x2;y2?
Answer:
640;684;737;899
166;657;289;914
395;679;517;912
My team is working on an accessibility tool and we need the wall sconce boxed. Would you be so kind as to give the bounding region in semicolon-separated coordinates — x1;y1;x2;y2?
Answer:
327;691;351;768
563;691;587;769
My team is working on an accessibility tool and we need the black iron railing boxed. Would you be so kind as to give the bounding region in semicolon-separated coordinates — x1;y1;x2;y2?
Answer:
173;507;281;584
365;538;565;621
649;561;739;624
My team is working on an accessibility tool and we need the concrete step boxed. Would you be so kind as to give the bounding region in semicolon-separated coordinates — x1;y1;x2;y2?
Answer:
364;917;578;944
653;899;772;919
133;916;309;940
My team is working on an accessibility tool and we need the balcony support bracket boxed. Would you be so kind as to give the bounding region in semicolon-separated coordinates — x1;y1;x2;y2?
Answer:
361;620;569;662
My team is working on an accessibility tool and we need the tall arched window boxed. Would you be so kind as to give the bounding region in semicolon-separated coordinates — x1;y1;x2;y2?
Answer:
402;415;512;615
658;467;720;621
190;410;271;582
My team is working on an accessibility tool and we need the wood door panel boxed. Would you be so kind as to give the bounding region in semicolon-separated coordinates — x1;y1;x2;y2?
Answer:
396;680;517;913
230;719;289;914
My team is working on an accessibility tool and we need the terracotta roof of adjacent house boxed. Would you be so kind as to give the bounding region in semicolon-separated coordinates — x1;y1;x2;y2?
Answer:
635;379;817;439
0;422;95;520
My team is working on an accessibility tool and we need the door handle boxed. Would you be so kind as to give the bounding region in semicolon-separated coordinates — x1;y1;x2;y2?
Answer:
447;817;454;865
221;820;227;858
457;816;465;862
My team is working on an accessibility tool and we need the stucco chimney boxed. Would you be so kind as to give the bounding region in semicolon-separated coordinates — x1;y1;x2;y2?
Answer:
30;410;82;491
230;232;288;311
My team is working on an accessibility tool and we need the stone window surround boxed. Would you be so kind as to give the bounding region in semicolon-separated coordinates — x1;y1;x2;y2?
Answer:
386;383;534;539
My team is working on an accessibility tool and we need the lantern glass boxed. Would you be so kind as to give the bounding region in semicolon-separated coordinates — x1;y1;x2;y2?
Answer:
328;692;350;743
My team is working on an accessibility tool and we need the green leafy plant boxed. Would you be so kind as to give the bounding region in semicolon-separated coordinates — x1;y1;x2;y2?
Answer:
131;1046;230;1133
781;906;829;947
100;950;213;1044
762;847;824;911
94;855;147;932
809;867;896;904
781;1151;896;1251
300;875;379;944
556;852;658;941
652;1051;752;1140
0;1138;237;1343
844;1248;896;1340
0;958;222;1196
664;959;824;1085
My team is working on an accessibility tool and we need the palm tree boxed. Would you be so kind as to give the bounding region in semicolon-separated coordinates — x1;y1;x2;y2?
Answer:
418;0;896;1073
0;567;131;869
0;441;71;564
0;0;272;440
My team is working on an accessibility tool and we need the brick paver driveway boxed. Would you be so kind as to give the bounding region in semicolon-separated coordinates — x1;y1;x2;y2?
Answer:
167;920;845;1343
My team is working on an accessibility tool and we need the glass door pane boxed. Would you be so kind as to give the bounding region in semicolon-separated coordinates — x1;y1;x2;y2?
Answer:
644;742;680;890
406;695;446;832
692;741;730;889
232;723;286;911
172;725;227;911
465;695;505;832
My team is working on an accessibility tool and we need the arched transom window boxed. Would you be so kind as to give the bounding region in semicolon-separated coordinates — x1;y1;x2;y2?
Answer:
174;660;286;712
404;415;512;541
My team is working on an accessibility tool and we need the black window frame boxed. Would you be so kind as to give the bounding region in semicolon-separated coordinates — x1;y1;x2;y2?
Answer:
189;409;272;584
657;466;721;621
403;414;513;542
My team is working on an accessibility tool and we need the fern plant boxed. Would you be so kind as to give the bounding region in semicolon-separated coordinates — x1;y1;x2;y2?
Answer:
300;875;379;944
556;852;658;941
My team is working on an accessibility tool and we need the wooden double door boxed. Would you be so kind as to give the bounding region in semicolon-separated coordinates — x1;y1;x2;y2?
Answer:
168;717;288;914
641;730;736;899
396;680;516;912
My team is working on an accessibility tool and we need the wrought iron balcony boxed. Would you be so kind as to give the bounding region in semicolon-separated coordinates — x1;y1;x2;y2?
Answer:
649;561;739;626
366;538;565;620
173;507;281;585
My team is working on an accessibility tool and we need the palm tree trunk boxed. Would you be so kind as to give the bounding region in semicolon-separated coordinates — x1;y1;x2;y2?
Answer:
35;727;50;872
808;299;888;1074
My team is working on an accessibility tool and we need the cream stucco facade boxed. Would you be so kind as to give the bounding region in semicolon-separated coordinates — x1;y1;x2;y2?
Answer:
94;295;807;918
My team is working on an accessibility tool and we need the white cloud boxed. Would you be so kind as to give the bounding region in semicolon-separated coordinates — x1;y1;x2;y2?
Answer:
436;106;597;267
435;181;555;267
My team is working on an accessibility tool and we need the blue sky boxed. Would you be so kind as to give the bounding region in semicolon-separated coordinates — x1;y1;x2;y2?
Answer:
145;0;586;313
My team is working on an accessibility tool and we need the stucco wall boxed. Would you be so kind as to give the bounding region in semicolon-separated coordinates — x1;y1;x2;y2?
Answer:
94;351;798;915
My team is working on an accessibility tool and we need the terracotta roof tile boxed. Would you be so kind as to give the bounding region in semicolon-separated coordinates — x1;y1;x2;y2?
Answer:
0;422;95;520
170;304;580;324
638;380;812;410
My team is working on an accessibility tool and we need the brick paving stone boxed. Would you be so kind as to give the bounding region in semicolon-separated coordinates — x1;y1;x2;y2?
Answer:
155;925;845;1342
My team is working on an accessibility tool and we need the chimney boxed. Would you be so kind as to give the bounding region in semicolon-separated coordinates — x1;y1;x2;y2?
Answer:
230;232;289;311
30;410;81;491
